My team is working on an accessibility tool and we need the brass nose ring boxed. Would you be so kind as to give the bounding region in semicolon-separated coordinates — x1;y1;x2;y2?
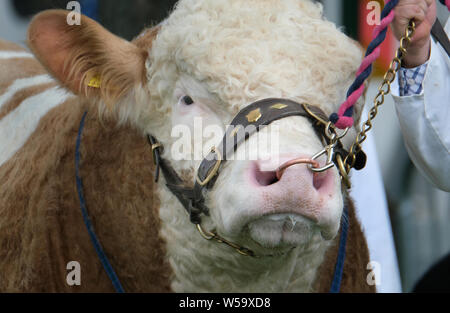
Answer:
276;159;320;180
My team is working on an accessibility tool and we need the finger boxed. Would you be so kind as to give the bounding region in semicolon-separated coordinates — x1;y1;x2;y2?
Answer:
416;0;429;13
397;0;429;12
400;1;429;15
396;4;427;24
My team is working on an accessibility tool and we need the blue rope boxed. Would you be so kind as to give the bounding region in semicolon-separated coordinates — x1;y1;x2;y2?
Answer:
329;206;349;293
76;112;125;293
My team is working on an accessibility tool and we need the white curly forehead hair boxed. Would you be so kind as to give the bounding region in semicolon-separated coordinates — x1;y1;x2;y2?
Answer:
147;0;363;117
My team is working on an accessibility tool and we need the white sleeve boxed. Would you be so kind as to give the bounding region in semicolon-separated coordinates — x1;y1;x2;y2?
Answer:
391;18;450;192
350;130;402;293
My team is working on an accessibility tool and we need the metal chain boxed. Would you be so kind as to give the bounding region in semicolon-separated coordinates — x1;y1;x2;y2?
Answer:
339;20;416;186
196;224;295;258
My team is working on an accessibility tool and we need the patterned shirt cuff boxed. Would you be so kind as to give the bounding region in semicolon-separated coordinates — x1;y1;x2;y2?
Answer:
398;62;429;96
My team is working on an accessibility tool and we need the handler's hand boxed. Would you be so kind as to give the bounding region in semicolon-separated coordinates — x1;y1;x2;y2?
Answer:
391;0;437;67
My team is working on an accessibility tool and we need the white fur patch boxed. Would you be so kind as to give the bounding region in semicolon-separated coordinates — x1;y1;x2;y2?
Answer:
0;51;34;59
0;86;72;167
0;74;54;110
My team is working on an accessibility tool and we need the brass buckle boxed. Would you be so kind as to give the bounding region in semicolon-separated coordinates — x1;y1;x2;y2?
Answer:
302;103;329;126
336;154;351;189
196;224;255;257
196;224;216;240
152;143;162;151
196;147;222;187
151;142;162;165
302;104;350;140
324;122;349;142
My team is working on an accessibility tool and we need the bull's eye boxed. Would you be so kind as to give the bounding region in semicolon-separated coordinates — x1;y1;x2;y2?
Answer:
181;95;194;106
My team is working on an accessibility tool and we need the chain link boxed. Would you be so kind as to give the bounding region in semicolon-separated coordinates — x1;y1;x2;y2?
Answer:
340;21;416;184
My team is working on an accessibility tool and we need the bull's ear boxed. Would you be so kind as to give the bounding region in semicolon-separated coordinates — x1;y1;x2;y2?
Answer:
27;10;149;103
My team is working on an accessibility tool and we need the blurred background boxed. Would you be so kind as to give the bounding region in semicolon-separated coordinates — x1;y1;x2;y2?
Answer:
0;0;448;292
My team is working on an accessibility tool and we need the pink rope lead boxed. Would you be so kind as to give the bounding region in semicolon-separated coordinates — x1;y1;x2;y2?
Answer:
330;0;398;129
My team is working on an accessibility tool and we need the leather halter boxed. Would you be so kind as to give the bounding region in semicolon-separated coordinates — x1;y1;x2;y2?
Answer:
148;98;366;257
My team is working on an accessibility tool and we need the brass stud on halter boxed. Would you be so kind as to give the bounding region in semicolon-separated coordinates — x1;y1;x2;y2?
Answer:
246;108;262;123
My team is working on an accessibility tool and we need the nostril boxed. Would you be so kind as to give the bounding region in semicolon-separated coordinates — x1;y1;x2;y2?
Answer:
254;167;279;186
313;172;327;190
252;158;332;190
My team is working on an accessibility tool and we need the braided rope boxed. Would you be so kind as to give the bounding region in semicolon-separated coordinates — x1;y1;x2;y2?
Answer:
331;0;399;129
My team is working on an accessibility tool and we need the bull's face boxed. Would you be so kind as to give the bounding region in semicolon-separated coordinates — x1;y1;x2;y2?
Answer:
146;0;364;254
28;0;364;257
164;76;346;254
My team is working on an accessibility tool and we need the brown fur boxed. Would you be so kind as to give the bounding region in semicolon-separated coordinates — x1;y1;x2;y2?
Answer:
314;196;376;293
0;40;25;52
0;83;57;120
0;41;48;94
0;30;172;291
0;98;172;292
